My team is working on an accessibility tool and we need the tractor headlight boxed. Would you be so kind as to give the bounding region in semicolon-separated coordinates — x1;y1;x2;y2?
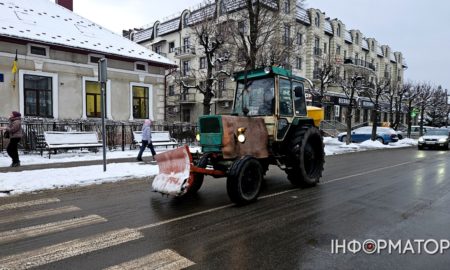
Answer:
418;137;424;143
196;133;201;141
264;67;272;74
237;127;247;143
438;138;447;143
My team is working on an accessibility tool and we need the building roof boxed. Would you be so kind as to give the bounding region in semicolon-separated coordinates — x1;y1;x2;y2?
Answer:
158;18;180;36
390;52;397;63
187;3;216;26
344;31;353;43
296;6;311;25
324;20;333;35
362;39;369;51
0;0;175;66
134;27;153;43
376;46;384;57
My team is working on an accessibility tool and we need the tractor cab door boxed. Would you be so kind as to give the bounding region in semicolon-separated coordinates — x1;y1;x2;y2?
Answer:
276;78;294;141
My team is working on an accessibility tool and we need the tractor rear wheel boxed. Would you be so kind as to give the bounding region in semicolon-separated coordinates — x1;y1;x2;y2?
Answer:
287;127;325;187
227;156;263;205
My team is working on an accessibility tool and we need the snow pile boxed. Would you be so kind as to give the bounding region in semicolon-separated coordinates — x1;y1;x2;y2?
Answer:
324;137;416;155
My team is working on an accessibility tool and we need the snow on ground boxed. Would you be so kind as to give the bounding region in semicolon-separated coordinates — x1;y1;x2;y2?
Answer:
0;140;415;197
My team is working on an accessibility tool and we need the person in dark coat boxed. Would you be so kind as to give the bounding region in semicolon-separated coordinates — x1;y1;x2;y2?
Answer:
0;111;23;167
136;119;157;161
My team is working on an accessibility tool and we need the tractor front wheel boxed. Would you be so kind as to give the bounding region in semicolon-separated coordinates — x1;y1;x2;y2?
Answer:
287;127;325;187
227;156;263;205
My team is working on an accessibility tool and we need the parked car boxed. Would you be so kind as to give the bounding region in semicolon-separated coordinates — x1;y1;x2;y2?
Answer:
418;128;450;150
338;126;399;144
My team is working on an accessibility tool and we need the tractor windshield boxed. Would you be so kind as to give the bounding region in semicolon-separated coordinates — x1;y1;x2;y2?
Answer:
233;77;275;116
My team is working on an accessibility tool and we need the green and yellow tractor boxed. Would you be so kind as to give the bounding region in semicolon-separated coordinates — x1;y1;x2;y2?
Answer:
153;66;325;204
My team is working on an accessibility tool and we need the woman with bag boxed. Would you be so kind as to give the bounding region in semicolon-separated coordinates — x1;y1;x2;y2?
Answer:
0;111;23;167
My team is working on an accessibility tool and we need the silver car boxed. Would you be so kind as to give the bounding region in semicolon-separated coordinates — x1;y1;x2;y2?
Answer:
418;129;450;150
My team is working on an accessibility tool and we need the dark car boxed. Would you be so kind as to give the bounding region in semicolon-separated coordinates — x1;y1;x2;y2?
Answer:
338;126;399;144
418;129;450;150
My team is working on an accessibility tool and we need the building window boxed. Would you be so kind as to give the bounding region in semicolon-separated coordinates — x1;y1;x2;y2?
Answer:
296;32;302;45
134;62;148;72
183;61;190;76
28;44;49;57
85;80;103;118
283;24;290;45
182;109;190;122
296;57;302;70
355;33;359;44
168;85;175;96
371;41;375;51
324;43;327;54
132;86;149;119
284;0;290;14
238;21;247;34
88;54;105;64
183;37;190;47
336;24;341;37
315;12;320;27
169;42;175;53
154;45;162;54
336;45;341;55
218;79;225;98
200;57;207;69
23;74;53;117
183;14;189;27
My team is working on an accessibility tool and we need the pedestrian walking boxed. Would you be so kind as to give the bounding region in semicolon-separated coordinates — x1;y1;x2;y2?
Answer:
136;119;157;161
0;111;23;167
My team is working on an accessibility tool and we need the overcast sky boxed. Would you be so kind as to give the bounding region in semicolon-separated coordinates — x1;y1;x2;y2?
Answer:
67;0;449;90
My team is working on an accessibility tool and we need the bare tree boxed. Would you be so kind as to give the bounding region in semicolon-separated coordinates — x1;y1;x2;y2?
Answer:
224;0;302;70
402;81;419;138
362;77;390;141
173;2;231;115
335;72;366;145
416;82;434;136
426;85;448;127
311;57;339;107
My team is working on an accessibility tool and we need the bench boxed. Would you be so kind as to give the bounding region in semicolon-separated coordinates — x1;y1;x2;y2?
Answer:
132;131;178;149
43;131;103;158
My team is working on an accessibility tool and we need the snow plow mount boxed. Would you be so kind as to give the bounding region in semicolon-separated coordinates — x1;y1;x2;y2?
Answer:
152;145;225;196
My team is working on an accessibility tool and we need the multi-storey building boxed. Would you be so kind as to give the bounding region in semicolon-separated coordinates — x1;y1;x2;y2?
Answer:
125;0;407;125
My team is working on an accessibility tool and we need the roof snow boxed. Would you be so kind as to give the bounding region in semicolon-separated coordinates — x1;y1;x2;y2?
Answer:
0;0;175;66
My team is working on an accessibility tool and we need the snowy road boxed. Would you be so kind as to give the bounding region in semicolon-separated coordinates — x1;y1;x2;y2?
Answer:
1;146;450;269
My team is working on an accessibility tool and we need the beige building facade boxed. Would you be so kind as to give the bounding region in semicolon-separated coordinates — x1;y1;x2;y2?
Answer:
126;0;407;125
0;0;174;123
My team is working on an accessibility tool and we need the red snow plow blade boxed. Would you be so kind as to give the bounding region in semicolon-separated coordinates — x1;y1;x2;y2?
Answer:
152;145;225;196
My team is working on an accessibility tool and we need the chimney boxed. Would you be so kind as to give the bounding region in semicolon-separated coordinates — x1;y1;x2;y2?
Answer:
56;0;73;11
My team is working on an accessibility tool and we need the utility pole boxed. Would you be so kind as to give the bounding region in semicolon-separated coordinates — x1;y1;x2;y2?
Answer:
98;58;107;172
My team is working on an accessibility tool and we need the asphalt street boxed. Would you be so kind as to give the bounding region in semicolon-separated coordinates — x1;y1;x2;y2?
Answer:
1;147;450;269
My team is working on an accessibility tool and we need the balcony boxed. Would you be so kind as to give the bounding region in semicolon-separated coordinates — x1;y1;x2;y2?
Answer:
174;45;196;59
313;47;322;56
343;58;376;71
179;93;197;104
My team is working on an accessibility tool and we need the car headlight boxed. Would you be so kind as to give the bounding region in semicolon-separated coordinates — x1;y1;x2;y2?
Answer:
237;127;246;143
438;138;447;143
418;137;424;143
196;133;201;141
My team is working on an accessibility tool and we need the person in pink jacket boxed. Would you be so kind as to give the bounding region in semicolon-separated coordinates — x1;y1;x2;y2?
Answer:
0;111;23;167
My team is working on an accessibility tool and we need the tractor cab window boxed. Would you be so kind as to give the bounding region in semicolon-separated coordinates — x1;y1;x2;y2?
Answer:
234;77;274;116
279;78;293;116
293;81;307;115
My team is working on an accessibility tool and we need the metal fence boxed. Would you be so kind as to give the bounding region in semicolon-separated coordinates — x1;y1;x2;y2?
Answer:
0;119;198;153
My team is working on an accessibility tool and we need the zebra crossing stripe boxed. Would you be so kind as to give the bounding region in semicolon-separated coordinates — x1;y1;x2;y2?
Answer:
0;228;144;270
104;249;195;270
0;198;60;211
0;205;81;225
0;215;106;244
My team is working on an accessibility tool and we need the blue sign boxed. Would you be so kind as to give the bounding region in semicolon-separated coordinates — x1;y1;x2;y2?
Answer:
0;73;4;82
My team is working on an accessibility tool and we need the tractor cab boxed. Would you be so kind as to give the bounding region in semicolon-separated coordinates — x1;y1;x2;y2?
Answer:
232;66;309;141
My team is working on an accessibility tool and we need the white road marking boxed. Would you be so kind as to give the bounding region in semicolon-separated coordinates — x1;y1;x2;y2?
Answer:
0;198;60;211
104;249;195;270
0;205;81;225
0;228;143;270
0;215;106;244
